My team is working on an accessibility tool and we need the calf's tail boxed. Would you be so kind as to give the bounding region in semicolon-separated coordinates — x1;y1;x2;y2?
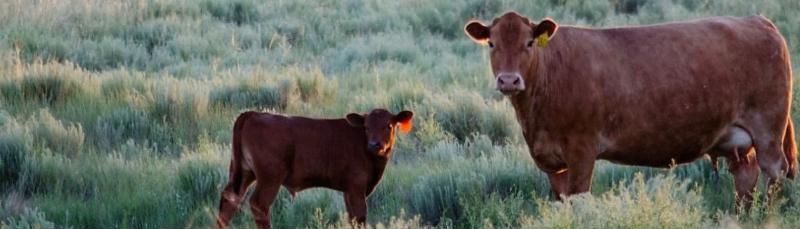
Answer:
229;111;256;193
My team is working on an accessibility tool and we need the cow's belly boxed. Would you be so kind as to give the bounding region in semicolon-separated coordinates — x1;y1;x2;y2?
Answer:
598;125;752;167
600;149;707;167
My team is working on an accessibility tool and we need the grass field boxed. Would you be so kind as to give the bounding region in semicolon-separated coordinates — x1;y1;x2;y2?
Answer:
1;0;800;228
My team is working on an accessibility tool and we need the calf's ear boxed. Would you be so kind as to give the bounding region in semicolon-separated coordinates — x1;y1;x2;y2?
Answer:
346;113;365;127
464;20;490;44
393;111;414;133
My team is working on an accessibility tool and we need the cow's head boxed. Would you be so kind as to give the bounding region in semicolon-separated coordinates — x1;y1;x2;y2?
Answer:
464;11;558;95
346;109;414;155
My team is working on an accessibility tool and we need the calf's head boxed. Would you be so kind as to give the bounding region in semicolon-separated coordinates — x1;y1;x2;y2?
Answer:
346;109;414;155
464;11;558;95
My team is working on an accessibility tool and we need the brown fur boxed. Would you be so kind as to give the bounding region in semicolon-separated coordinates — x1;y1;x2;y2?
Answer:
216;109;413;229
465;12;796;205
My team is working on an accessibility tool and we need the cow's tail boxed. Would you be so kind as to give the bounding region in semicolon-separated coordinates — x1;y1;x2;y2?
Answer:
229;111;256;193
784;118;797;179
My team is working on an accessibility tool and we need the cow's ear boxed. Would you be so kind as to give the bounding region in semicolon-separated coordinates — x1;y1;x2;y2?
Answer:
393;111;414;133
346;113;365;127
464;20;490;44
532;18;558;47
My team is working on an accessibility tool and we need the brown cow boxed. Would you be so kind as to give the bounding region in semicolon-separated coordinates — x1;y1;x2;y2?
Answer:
464;12;796;206
216;109;413;229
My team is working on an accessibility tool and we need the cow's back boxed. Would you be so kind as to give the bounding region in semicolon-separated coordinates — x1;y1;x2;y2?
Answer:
527;16;792;166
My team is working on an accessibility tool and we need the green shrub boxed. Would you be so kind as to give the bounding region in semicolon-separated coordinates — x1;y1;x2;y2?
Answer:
200;0;261;25
610;0;648;13
294;68;335;104
433;93;483;141
412;113;453;150
270;189;344;228
278;78;300;109
20;73;85;105
209;84;282;109
407;167;465;224
165;34;227;61
150;83;208;124
323;32;420;72
7;29;69;63
1;208;56;229
142;0;202;19
459;192;528;228
521;174;711;229
127;18;180;54
71;37;148;71
176;152;226;208
406;145;541;227
93;107;158;151
388;83;427;112
0;82;22;104
30;110;84;158
0;126;30;190
429;91;518;143
99;75;148;100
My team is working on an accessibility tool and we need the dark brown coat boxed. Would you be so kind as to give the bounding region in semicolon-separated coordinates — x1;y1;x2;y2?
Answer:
216;109;413;229
465;12;796;205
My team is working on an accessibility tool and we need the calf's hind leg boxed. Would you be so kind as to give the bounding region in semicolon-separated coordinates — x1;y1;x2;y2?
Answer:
249;182;282;229
217;167;255;228
249;165;287;229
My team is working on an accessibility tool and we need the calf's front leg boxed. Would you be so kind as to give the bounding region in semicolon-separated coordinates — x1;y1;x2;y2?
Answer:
344;189;367;227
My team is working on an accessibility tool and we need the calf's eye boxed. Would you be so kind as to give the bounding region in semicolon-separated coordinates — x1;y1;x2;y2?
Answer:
526;40;534;48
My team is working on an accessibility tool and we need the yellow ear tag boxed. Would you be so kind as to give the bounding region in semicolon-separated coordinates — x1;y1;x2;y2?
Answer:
536;32;550;48
398;119;412;133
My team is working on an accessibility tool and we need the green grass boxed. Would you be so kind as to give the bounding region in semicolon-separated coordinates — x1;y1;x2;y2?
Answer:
1;0;799;228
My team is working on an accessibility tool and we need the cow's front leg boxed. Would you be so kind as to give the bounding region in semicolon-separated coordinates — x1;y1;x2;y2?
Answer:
344;189;367;227
547;170;569;200
564;142;598;195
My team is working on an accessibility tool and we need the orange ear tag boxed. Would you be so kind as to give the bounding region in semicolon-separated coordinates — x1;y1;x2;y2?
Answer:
398;119;413;133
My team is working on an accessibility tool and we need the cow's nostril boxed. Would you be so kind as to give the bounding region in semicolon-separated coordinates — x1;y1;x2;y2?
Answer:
497;78;505;84
513;78;521;85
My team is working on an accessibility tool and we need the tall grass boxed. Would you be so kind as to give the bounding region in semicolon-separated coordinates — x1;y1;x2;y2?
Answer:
0;0;798;228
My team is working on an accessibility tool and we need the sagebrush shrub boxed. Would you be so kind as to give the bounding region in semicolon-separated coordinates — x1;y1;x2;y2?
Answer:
30;110;84;157
20;73;84;105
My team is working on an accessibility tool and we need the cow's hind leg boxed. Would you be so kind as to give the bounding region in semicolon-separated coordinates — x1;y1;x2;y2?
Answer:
728;149;759;210
750;123;790;202
217;165;256;228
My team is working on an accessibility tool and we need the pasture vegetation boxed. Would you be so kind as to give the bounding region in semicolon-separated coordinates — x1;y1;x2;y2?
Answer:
0;0;799;228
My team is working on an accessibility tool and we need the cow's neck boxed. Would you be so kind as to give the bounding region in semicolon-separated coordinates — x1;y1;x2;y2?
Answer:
509;47;550;136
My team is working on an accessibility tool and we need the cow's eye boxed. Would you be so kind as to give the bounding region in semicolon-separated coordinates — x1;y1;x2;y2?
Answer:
488;41;495;48
526;40;534;48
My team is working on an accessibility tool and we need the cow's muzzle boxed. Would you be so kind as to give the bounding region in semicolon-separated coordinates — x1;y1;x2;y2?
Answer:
496;73;525;95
